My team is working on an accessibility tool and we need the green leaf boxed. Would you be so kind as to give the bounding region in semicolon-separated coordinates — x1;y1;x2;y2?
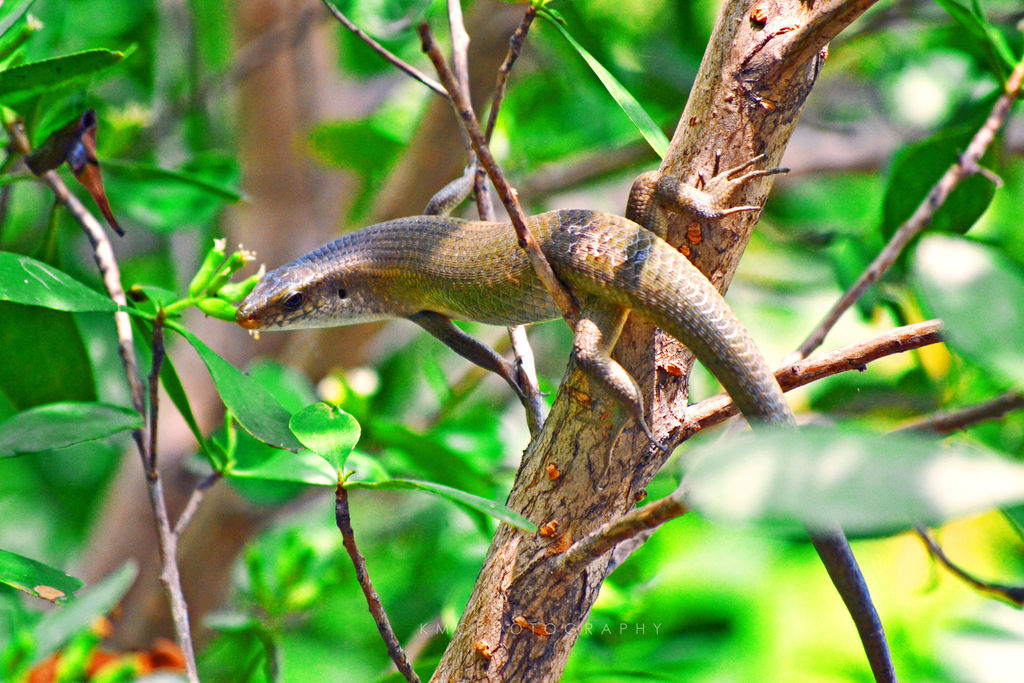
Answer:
347;478;537;532
0;548;82;603
0;252;117;313
111;152;241;233
914;235;1024;387
882;127;997;241
0;401;141;457
537;8;668;159
0;303;96;409
227;448;335;486
32;563;137;662
684;426;1024;536
103;158;244;202
168;323;303;452
289;402;360;473
0;49;125;103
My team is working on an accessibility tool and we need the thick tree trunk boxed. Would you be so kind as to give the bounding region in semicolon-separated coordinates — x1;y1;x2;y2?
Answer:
433;1;878;680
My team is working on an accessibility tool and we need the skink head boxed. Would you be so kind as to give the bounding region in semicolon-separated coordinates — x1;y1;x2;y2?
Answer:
236;243;408;331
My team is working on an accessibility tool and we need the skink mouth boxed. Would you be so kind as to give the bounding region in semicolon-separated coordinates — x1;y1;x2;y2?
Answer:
235;306;261;330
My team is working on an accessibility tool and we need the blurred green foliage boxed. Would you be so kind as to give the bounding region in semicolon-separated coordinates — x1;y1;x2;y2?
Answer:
0;0;1023;681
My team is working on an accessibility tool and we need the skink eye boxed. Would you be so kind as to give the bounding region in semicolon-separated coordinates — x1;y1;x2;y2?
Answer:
282;292;304;311
338;288;347;300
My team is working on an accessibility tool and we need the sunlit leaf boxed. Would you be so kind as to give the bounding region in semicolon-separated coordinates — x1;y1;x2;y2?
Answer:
932;0;1016;74
0;252;117;313
347;478;536;531
0;401;140;457
914;235;1024;387
684;426;1024;536
169;323;303;452
289;402;360;473
0;49;125;103
0;548;82;603
537;8;668;158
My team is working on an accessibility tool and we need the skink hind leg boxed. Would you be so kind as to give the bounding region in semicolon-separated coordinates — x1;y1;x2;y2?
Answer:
409;310;525;400
571;305;667;452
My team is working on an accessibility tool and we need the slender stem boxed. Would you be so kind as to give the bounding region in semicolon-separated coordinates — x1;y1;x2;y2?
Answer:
336;486;420;683
418;22;579;324
320;0;445;96
793;58;1024;361
2;117;200;683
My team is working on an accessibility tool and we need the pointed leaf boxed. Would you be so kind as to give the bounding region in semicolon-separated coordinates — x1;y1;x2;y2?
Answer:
347;478;536;531
289;402;360;473
0;49;125;103
684;426;1024;536
537;8;668;158
0;402;141;457
169;323;302;452
0;252;117;312
0;549;82;603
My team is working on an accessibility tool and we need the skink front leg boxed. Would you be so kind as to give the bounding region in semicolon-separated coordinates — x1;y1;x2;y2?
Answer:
571;302;667;451
409;311;525;400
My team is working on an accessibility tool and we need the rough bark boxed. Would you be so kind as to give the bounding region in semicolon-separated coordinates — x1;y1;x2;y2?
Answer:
433;1;879;680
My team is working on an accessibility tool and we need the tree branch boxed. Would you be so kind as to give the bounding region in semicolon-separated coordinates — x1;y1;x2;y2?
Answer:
915;524;1024;607
687;319;943;433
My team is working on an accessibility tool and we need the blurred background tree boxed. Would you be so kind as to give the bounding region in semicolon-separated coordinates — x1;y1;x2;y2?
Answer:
0;0;1023;681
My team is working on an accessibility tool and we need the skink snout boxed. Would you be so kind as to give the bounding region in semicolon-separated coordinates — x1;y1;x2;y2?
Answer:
235;303;261;330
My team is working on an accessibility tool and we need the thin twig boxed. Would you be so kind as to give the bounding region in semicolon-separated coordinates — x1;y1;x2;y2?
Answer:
2;117;200;683
336;486;421;683
509;325;544;436
558;488;687;574
902;391;1024;435
915;524;1024;606
173;471;223;540
321;0;445;96
793;58;1024;361
483;6;536;145
418;22;579;324
687;319;943;434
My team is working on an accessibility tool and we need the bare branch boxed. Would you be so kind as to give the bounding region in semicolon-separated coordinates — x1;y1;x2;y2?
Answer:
558;489;687;575
915;524;1024;607
687;319;943;434
794;58;1024;360
903;391;1024;435
336;486;420;682
320;0;446;96
173;471;222;540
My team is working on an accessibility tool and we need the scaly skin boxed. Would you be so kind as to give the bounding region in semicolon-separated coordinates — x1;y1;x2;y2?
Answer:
235;164;895;682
